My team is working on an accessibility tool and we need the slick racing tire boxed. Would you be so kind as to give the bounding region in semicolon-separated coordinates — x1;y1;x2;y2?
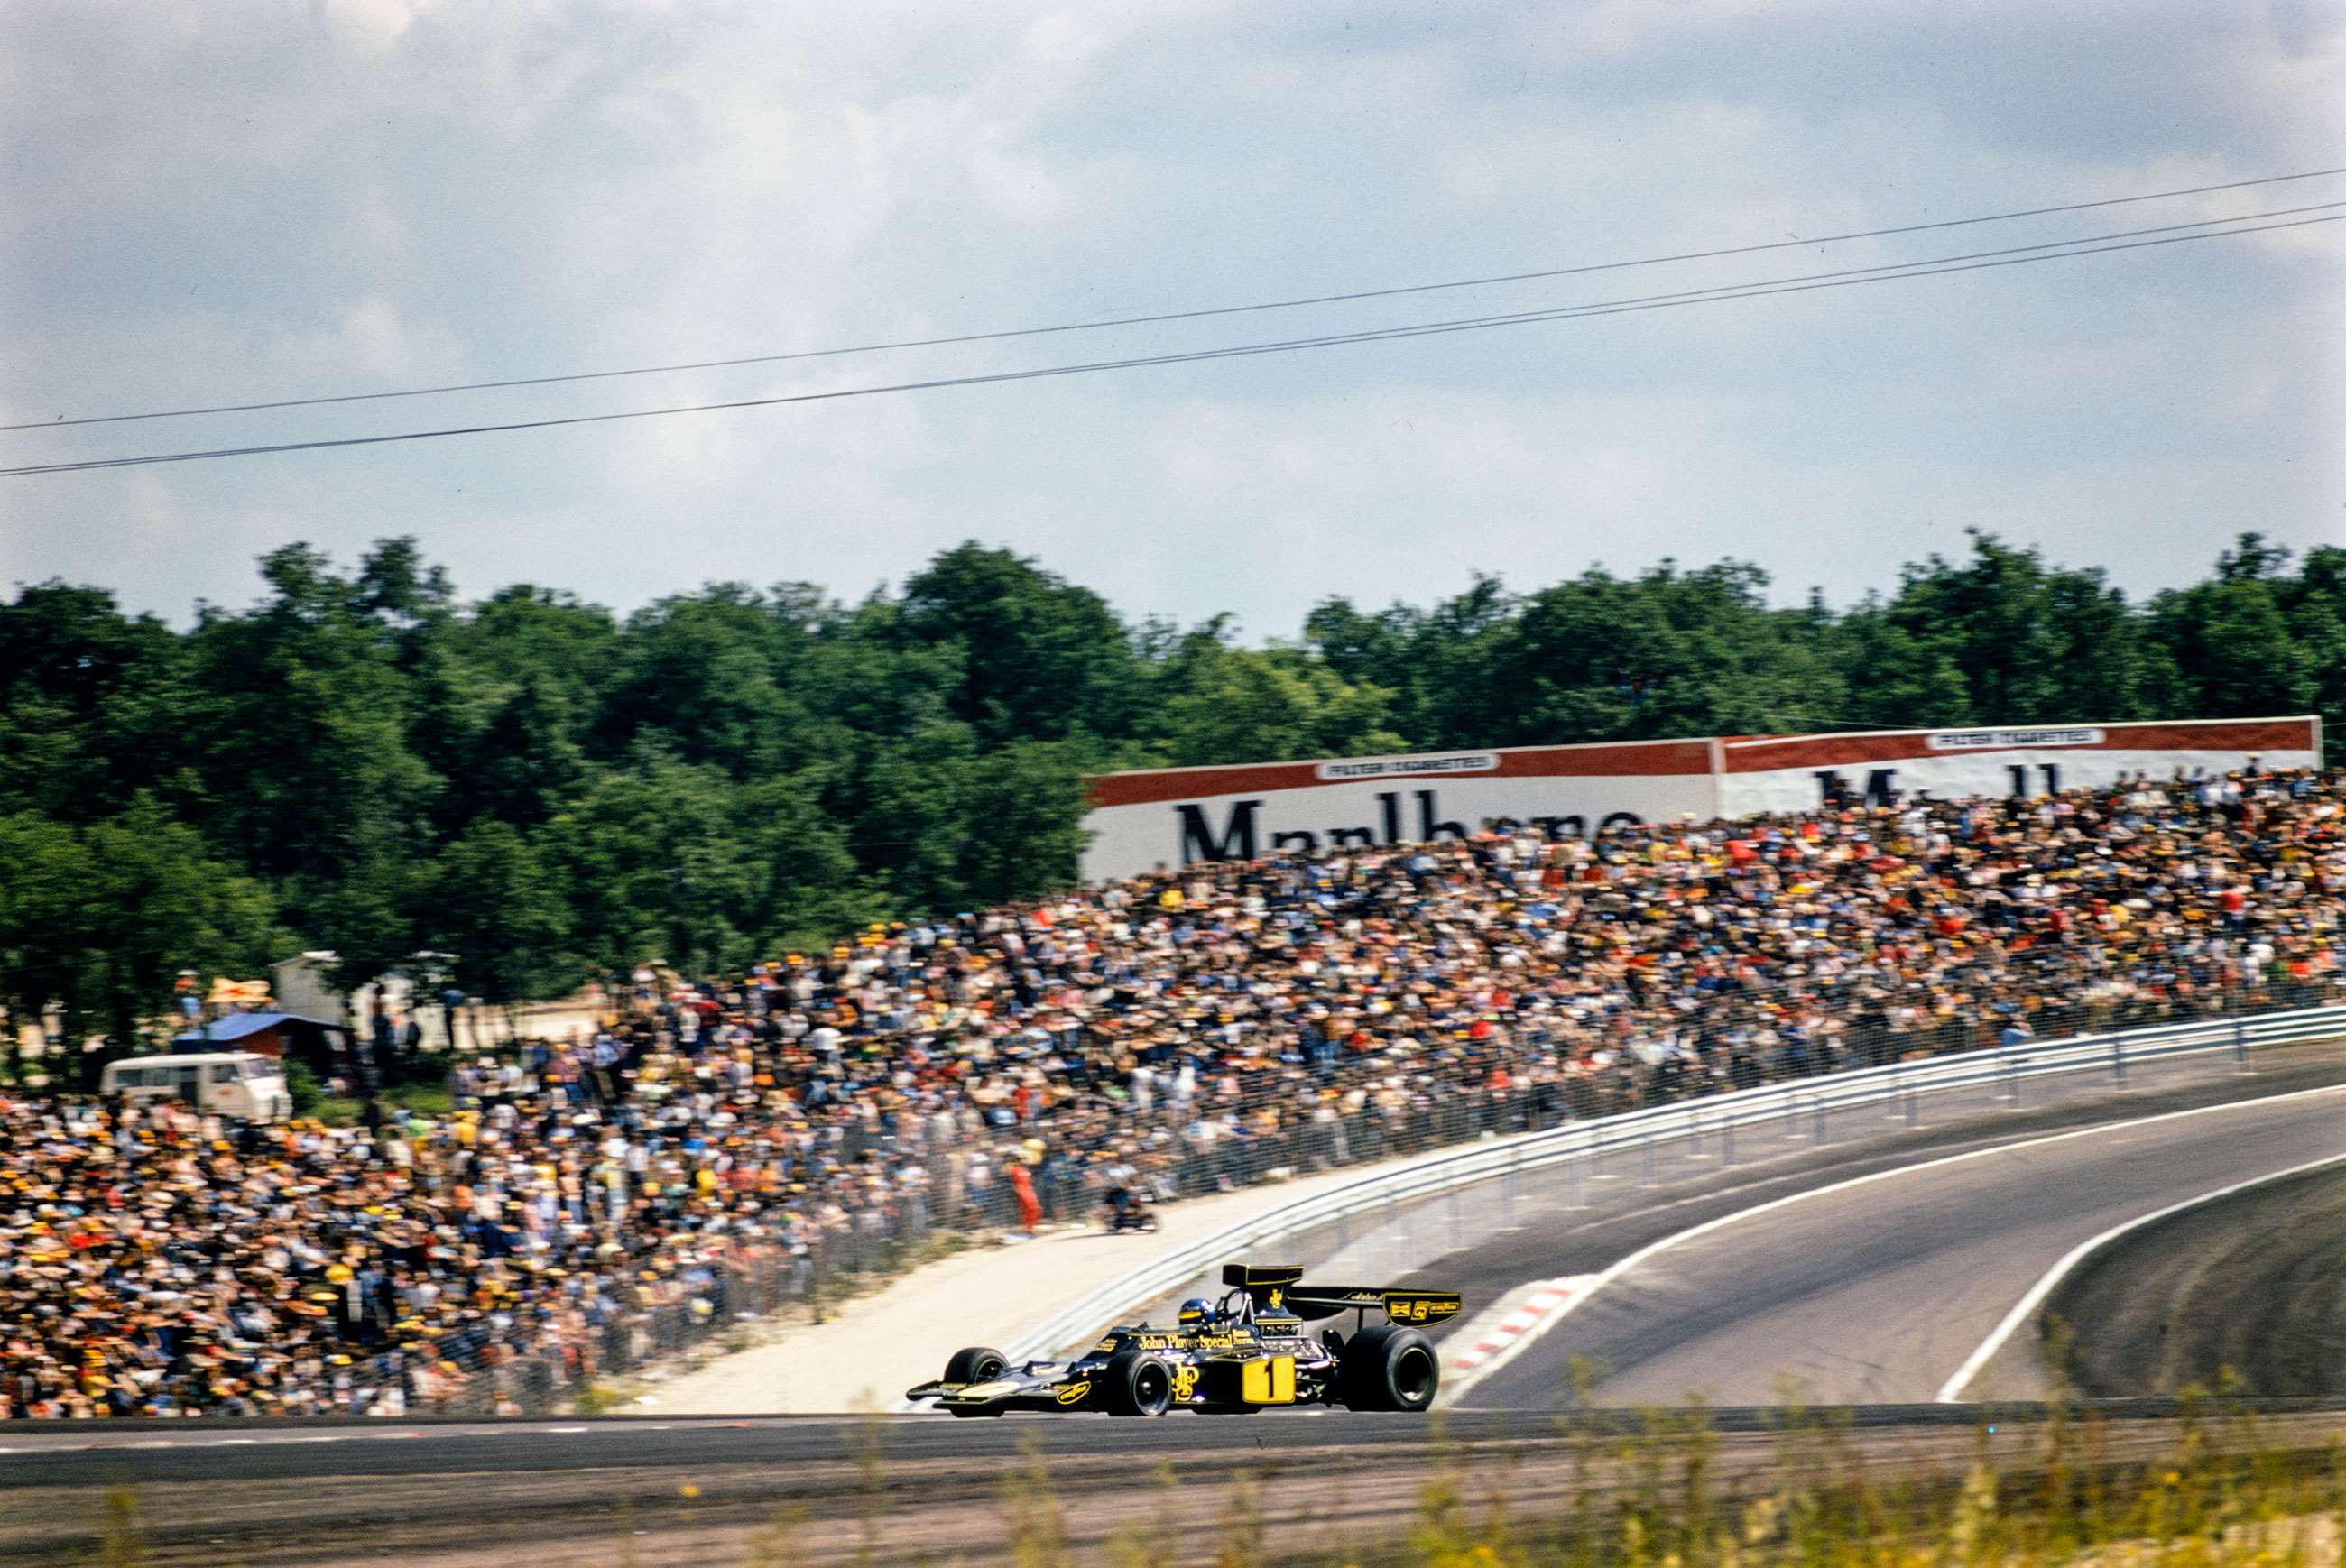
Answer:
945;1346;1010;1384
1338;1324;1439;1412
1101;1350;1177;1416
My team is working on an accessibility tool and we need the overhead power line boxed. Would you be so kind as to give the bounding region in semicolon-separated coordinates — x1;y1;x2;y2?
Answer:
5;164;2342;434
5;207;2336;480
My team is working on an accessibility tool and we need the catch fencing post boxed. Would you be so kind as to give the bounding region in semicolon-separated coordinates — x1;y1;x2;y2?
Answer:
1905;1083;1919;1129
2110;1038;2128;1090
1720;1111;1737;1167
1811;1095;1827;1144
2235;1015;2251;1074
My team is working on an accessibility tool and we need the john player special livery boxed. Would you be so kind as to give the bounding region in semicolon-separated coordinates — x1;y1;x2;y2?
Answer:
905;1264;1462;1417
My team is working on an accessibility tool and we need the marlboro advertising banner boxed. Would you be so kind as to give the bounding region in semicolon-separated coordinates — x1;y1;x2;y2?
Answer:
1077;715;2320;883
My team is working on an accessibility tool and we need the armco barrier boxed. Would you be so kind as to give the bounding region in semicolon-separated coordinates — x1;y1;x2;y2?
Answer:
998;1003;2346;1366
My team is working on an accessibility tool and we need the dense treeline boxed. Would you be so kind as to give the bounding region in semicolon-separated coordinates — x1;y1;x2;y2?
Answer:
1;530;2338;1072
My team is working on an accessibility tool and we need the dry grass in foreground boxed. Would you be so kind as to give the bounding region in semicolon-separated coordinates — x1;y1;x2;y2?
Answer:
74;1388;2346;1566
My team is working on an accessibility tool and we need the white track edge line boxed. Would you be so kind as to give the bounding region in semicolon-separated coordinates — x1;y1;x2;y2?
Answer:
1439;1081;2346;1407
1932;1147;2346;1404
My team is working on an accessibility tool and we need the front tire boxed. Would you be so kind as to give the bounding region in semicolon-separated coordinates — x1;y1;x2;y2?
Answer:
1338;1324;1438;1412
945;1345;1009;1384
1101;1350;1176;1416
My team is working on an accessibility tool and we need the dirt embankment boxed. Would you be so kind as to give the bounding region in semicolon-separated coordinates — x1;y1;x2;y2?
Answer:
2051;1164;2346;1398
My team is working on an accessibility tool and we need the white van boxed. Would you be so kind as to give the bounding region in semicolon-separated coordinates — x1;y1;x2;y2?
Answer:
100;1052;293;1121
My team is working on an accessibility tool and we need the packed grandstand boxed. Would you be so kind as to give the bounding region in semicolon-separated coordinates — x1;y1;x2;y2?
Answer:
3;767;2341;1419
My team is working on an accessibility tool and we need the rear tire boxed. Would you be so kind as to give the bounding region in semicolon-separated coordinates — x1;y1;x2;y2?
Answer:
1337;1324;1438;1412
1101;1350;1176;1416
945;1346;1009;1384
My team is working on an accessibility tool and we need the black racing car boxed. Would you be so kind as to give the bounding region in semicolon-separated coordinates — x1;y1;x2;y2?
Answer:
905;1263;1462;1417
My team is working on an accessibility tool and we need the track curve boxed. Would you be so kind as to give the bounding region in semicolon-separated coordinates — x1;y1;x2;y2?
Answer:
1442;1080;2346;1408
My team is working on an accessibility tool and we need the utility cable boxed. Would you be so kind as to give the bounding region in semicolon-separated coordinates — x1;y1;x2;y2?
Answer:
5;164;2341;433
5;208;2336;479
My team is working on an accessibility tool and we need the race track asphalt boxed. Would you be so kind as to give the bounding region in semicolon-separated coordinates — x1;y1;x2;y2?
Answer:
1444;1075;2346;1409
0;1407;1545;1487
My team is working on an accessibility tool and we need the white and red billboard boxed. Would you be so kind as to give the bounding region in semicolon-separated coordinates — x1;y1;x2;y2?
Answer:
1078;716;2321;883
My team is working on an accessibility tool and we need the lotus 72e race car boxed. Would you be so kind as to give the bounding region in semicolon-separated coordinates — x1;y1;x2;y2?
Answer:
905;1263;1462;1417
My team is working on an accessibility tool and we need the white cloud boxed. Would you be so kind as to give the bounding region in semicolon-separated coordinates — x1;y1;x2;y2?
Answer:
0;0;2339;629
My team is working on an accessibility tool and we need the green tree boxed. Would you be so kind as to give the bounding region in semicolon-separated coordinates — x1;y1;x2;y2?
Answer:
1879;532;2173;724
79;798;281;1073
545;752;864;974
422;818;577;1006
0;583;192;823
1307;575;1512;748
2147;535;2317;720
5;522;2339;1047
0;799;277;1084
593;584;832;782
2278;544;2346;765
181;543;436;986
1144;623;1405;765
952;739;1099;904
899;542;1142;746
0;812;95;1076
1820;597;1972;728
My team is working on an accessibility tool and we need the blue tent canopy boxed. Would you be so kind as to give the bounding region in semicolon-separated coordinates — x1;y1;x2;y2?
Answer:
171;1011;343;1047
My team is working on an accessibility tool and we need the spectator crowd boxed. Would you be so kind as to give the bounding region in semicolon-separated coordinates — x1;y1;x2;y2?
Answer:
5;767;2342;1419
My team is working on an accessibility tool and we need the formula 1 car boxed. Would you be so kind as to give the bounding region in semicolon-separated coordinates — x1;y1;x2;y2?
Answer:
904;1263;1462;1417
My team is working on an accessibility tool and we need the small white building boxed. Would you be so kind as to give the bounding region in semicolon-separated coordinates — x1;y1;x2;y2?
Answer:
271;952;455;1050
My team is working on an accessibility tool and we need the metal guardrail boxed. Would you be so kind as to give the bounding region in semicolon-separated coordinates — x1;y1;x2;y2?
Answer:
1000;1003;2346;1365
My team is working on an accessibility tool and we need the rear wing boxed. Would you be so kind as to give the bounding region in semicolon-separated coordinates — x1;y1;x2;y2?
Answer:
1220;1263;1462;1326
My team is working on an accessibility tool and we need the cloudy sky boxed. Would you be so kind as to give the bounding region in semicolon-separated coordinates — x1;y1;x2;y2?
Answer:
3;0;2340;634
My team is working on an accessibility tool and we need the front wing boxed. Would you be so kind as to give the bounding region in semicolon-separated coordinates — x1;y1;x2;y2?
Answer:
905;1369;1102;1414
